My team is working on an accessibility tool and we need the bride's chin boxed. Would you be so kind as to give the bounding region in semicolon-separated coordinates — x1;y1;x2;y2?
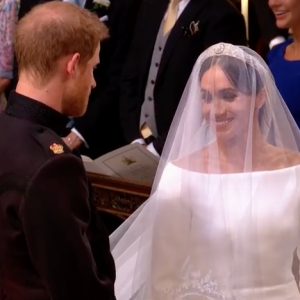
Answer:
215;128;235;142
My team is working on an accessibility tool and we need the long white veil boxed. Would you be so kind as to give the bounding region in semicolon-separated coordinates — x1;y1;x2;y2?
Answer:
110;43;300;299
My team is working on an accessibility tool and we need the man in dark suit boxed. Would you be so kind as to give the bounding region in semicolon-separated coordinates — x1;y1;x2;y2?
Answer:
119;0;247;157
0;2;115;299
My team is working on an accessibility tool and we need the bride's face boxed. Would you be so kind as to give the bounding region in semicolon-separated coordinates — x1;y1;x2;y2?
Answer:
200;65;254;141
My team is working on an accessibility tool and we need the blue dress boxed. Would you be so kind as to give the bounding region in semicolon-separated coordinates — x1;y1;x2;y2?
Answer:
268;39;300;128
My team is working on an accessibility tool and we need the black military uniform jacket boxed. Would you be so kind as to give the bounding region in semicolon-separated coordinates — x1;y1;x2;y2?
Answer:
0;92;116;300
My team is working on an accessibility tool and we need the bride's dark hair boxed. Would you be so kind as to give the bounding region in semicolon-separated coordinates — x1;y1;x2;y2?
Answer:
199;55;264;96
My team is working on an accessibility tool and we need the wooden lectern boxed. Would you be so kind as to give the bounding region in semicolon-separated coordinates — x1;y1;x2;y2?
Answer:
87;172;151;220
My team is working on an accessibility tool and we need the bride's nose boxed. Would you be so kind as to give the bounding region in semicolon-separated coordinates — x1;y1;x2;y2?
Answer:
213;99;226;116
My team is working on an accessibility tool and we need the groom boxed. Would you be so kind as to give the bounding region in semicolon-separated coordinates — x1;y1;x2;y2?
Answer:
0;2;116;299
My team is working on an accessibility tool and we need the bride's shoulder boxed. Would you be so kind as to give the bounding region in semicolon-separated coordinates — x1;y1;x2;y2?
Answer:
172;148;208;172
266;144;300;168
283;150;300;167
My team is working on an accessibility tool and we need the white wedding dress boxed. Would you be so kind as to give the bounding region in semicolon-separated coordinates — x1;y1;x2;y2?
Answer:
114;162;300;299
111;43;300;299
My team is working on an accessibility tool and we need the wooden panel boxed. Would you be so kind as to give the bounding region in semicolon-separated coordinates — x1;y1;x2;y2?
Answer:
87;172;151;219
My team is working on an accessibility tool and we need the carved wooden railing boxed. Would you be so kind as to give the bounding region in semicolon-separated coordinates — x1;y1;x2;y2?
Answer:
87;172;151;219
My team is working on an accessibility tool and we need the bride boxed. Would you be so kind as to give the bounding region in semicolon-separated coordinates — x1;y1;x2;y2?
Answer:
110;43;300;299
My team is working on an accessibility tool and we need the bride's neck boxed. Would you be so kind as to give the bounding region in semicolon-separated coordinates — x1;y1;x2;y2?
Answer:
217;128;264;170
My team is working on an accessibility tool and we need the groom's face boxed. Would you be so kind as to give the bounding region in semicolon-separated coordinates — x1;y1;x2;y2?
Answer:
200;65;253;141
62;43;100;117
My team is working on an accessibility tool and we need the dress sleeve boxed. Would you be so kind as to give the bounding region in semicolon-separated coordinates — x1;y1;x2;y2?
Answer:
150;165;192;299
0;0;19;79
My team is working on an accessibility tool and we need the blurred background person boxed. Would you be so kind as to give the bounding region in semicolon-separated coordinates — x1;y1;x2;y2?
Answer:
251;0;288;55
0;0;19;105
268;0;300;128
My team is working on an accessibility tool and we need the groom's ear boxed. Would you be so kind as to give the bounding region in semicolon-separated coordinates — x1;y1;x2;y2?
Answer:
255;89;266;109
